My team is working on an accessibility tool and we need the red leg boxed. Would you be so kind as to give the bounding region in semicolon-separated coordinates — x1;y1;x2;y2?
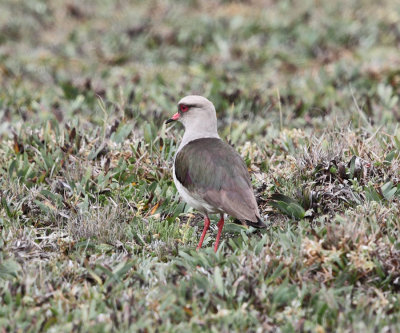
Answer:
214;215;225;252
196;216;210;251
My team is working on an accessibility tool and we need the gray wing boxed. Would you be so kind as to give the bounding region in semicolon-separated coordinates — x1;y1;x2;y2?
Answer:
175;138;261;222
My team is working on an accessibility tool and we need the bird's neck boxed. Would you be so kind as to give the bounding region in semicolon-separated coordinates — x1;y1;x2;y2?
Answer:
178;126;220;152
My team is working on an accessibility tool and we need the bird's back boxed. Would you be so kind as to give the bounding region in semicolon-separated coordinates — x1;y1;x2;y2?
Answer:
174;138;263;225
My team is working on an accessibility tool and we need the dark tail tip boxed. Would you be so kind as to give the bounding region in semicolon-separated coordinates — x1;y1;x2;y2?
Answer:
248;216;267;229
234;216;267;229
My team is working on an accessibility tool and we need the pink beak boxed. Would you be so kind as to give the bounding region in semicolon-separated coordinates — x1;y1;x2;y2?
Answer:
165;112;180;124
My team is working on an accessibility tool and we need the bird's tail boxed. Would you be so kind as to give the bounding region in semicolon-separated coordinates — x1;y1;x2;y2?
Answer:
234;216;267;229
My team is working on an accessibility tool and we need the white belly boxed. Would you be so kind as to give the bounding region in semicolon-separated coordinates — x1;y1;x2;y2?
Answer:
172;165;220;215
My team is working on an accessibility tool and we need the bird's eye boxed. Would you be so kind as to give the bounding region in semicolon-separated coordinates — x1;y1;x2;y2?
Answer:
180;104;189;112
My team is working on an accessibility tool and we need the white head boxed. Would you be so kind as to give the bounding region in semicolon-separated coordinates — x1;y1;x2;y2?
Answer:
166;95;219;141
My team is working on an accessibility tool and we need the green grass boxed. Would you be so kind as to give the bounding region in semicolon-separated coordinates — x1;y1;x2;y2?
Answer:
1;0;400;331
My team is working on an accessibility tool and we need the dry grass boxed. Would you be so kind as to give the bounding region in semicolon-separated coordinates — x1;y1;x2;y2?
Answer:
1;0;400;331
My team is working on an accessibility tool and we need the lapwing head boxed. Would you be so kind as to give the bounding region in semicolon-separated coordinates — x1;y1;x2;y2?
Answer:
166;95;217;129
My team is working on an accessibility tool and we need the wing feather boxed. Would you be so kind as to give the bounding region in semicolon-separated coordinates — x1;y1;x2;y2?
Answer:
175;138;260;222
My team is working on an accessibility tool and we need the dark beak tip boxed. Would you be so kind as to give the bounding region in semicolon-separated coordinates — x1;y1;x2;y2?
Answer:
165;118;174;124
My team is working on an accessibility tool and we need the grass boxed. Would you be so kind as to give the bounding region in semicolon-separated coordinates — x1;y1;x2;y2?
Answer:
1;0;400;331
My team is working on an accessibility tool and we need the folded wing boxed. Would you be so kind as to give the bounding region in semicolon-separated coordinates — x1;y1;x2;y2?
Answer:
175;138;261;223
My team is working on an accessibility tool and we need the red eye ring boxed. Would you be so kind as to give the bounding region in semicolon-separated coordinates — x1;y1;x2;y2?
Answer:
180;104;189;112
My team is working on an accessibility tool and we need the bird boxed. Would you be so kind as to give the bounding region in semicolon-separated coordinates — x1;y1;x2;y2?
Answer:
166;95;266;252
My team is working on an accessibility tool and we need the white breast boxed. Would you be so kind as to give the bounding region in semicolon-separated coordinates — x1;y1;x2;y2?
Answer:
172;163;220;215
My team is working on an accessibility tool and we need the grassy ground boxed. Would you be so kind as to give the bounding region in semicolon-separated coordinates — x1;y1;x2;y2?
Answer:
1;0;400;331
